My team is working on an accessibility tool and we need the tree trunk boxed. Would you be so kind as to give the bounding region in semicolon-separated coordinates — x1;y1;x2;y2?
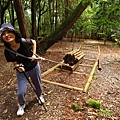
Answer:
14;0;28;38
38;1;90;53
55;1;58;30
37;0;41;36
0;0;11;25
64;0;69;18
31;0;37;40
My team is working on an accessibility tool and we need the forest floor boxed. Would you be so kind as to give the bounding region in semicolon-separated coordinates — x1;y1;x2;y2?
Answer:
0;39;120;120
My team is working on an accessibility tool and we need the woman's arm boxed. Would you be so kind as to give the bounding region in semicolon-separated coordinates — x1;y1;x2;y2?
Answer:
31;39;45;61
31;39;37;61
31;39;36;55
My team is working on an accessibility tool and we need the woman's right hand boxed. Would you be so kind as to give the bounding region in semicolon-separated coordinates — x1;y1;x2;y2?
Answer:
14;63;25;72
17;66;25;72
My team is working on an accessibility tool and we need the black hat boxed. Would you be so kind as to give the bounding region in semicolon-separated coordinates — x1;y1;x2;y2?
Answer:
0;23;22;38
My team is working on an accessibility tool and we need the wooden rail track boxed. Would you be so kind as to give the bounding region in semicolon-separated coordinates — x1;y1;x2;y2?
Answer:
41;42;101;93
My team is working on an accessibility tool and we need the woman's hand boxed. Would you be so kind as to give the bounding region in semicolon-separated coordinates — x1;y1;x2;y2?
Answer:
17;66;25;72
14;64;25;72
31;54;36;61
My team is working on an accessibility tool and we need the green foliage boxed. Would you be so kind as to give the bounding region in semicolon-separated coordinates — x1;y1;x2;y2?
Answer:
71;103;84;112
111;37;120;46
1;0;120;41
84;99;101;109
99;109;111;116
92;0;120;40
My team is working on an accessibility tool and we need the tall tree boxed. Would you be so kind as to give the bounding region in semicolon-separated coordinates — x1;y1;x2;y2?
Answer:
14;0;28;38
0;0;11;25
31;0;37;40
38;1;90;53
64;0;69;18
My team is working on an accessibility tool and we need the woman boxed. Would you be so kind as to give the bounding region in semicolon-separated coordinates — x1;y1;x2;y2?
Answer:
0;23;45;116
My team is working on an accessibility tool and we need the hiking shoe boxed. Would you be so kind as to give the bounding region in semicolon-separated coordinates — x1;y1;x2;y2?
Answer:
17;104;25;116
38;95;45;105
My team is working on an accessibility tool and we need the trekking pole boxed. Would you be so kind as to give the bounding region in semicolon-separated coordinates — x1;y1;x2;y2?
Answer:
14;64;47;112
22;71;47;112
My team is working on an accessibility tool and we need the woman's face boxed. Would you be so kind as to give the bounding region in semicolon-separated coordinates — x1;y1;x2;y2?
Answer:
2;30;16;43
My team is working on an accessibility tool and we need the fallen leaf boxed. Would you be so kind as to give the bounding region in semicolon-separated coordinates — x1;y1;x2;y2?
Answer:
48;90;53;94
3;109;7;114
46;102;51;106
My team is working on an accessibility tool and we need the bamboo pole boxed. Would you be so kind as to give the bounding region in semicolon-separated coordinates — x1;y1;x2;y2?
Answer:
71;56;84;71
42;79;83;91
77;53;85;59
75;52;84;58
83;61;98;93
74;50;82;56
72;71;90;76
68;49;80;55
79;63;93;67
84;58;96;61
83;45;101;93
42;63;61;78
56;68;90;76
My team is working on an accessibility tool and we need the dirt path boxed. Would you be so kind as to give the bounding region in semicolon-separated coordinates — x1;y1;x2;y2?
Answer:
0;40;120;120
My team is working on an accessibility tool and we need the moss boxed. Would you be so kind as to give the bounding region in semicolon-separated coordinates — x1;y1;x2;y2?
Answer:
99;109;111;116
71;103;84;112
84;99;101;109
